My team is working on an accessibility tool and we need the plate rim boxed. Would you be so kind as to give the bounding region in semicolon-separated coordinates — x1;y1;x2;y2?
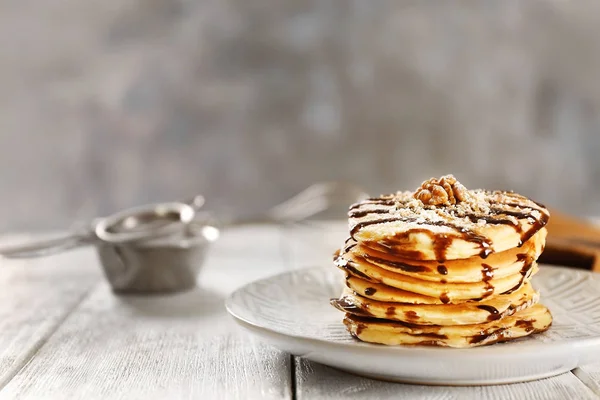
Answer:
230;316;581;385
226;264;600;357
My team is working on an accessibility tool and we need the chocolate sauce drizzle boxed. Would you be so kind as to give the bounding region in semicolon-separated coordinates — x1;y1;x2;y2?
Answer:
469;328;507;344
345;243;357;253
518;213;549;247
404;310;419;321
345;315;451;338
494;202;550;247
515;319;535;332
465;214;520;231
516;253;529;262
337;260;377;282
348;208;391;219
476;263;496;299
501;255;534;295
355;323;366;336
342;237;358;253
415;340;441;346
330;298;372;317
349;198;395;211
433;235;452;262
349;217;409;238
481;283;495;299
477;305;501;321
481;264;494;281
364;287;377;296
373;238;425;260
440;292;450;304
437;265;448;275
361;254;431;273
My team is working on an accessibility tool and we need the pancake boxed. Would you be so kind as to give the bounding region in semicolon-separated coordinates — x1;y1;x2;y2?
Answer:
341;228;546;283
330;175;552;347
343;303;552;348
332;281;538;325
336;250;538;302
348;177;549;261
345;275;443;304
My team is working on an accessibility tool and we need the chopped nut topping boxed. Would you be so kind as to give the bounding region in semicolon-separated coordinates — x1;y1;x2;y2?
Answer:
413;175;471;206
347;174;549;237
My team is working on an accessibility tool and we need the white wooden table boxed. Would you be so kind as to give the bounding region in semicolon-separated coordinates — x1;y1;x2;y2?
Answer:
1;223;600;400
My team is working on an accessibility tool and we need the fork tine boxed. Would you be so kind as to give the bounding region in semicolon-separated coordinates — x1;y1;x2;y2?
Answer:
267;182;369;222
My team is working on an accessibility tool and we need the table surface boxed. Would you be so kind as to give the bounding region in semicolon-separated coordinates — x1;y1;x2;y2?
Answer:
1;222;600;400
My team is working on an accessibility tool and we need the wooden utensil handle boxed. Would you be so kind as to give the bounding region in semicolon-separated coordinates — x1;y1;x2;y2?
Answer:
540;237;600;272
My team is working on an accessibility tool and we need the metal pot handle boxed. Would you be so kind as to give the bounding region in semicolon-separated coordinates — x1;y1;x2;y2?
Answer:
0;231;96;259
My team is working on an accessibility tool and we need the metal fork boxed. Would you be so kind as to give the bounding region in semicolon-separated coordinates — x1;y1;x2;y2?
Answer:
228;181;369;226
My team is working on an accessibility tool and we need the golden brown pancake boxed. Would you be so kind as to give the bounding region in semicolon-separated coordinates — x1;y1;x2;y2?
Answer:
348;180;549;261
345;275;443;304
332;281;538;325
343;303;552;348
340;228;546;283
336;250;538;302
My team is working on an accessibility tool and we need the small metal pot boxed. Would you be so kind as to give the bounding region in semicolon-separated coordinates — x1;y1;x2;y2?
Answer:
93;200;220;294
0;197;220;294
96;230;211;294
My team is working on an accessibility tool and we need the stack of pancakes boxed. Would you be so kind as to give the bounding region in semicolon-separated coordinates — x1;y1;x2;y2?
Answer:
331;175;553;348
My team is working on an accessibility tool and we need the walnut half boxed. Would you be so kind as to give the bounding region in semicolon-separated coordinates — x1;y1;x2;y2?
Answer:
413;175;470;206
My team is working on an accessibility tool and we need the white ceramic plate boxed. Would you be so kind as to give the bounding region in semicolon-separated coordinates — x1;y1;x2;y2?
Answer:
226;265;600;385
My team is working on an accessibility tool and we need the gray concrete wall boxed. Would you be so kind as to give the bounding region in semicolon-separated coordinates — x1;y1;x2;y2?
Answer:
1;1;600;230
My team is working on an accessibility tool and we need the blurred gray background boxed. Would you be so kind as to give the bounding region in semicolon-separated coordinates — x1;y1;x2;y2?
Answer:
1;1;600;231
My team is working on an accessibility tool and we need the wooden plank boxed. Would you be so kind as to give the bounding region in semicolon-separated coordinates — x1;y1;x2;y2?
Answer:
0;226;292;400
295;359;599;400
0;236;101;389
573;364;600;396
